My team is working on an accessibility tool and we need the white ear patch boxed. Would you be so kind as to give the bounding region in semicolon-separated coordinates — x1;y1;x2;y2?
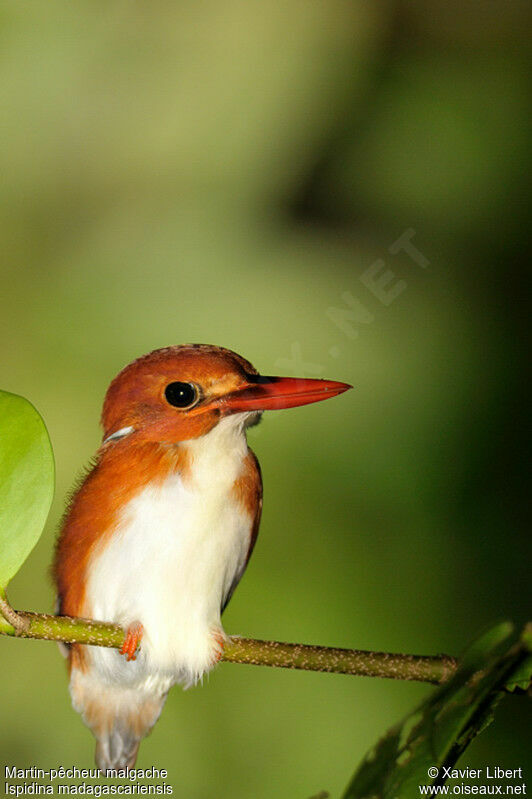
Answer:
103;426;135;444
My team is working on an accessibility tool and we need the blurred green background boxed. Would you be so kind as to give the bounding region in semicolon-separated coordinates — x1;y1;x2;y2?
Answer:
1;2;530;797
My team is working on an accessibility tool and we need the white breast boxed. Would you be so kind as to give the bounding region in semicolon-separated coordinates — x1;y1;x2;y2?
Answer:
84;415;254;692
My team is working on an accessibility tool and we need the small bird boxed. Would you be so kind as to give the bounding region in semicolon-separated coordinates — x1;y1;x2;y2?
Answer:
54;344;351;770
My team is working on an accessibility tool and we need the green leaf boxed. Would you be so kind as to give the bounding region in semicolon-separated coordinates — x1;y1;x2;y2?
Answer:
0;390;55;589
342;622;532;799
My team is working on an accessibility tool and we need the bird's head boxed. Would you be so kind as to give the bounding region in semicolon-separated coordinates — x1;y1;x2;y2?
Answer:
101;344;351;445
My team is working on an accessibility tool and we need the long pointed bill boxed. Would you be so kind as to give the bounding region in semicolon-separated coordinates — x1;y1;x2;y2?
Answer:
220;375;352;412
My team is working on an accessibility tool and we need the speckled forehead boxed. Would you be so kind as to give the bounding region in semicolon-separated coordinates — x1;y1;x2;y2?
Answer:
108;346;257;400
153;348;256;391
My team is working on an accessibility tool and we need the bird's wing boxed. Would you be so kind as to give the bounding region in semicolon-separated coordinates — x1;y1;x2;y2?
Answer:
221;448;263;613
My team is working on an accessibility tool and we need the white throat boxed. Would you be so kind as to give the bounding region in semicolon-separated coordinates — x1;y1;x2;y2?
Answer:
182;412;255;488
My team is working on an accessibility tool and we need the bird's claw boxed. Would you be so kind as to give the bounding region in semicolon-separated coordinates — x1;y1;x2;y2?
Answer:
211;628;226;664
120;622;143;662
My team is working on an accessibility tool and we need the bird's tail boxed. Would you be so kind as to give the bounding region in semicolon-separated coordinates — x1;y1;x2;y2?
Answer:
69;656;167;771
95;722;142;772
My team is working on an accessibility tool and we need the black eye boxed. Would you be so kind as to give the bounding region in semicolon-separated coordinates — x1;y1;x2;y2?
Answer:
164;382;199;409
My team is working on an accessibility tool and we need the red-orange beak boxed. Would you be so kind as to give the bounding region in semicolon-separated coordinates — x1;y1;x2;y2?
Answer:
219;374;352;412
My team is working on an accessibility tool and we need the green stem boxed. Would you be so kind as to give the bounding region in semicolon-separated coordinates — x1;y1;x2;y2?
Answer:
0;594;30;632
0;606;457;684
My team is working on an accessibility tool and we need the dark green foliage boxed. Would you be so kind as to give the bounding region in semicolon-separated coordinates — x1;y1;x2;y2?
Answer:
343;623;532;798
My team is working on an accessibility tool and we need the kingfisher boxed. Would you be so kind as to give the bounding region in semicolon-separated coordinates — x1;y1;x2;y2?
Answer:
54;344;351;770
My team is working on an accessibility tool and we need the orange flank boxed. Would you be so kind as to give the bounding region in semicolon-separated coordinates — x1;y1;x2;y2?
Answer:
54;442;190;621
231;449;263;562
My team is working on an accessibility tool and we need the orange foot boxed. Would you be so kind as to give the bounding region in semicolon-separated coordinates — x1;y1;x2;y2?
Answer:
211;629;226;664
120;622;144;662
